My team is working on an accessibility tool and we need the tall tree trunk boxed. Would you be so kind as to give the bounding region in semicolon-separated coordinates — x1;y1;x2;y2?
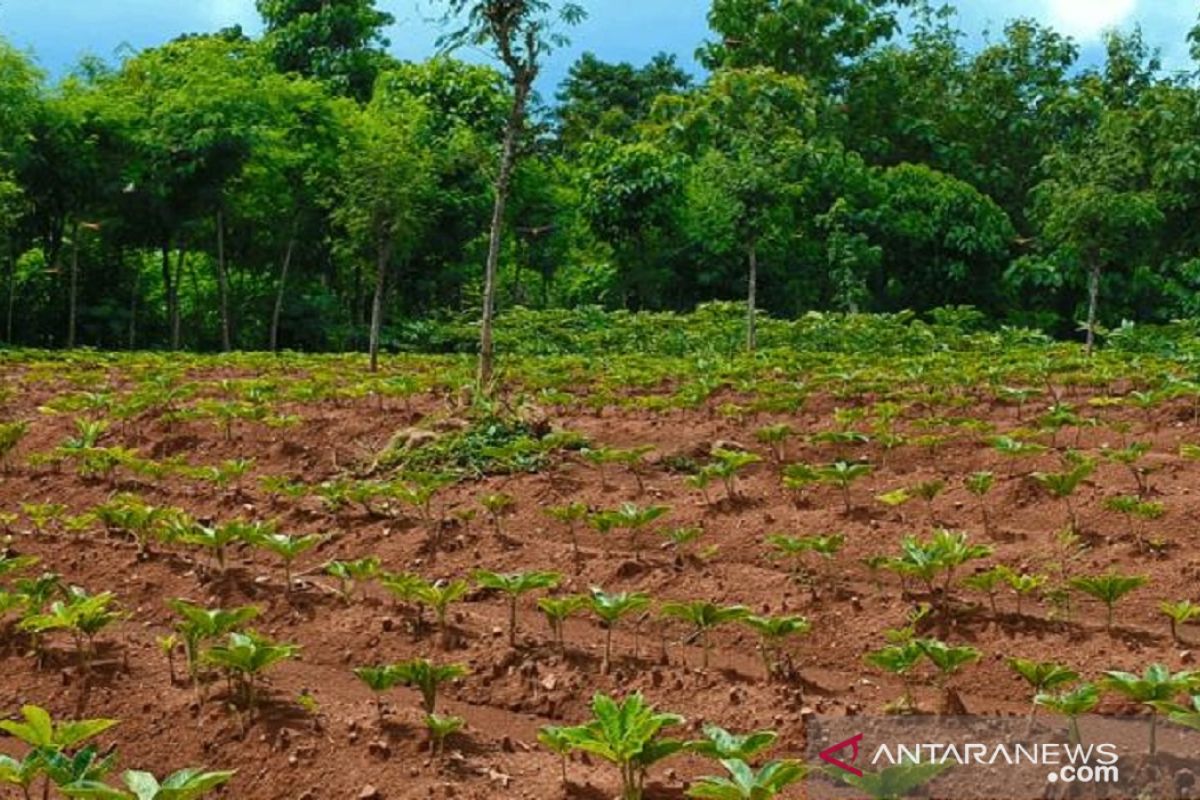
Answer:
173;242;189;350
369;237;393;374
746;238;758;352
269;232;297;353
216;208;231;352
127;248;139;350
352;261;364;329
479;79;531;388
67;219;79;349
161;239;179;351
5;241;16;344
1085;259;1101;357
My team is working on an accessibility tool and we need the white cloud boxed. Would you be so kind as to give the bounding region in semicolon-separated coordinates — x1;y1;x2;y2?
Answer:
1047;0;1138;41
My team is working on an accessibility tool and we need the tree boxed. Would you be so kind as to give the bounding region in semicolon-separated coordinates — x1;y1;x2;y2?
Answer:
578;138;685;308
437;0;586;387
1026;107;1162;353
0;40;43;345
372;58;506;321
256;0;395;103
17;84;111;350
227;73;344;352
659;68;818;349
556;52;691;149
867;164;1014;313
104;37;277;351
699;0;912;90
334;96;434;371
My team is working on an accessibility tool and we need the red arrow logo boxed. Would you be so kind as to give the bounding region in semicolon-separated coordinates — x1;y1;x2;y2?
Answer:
819;733;864;777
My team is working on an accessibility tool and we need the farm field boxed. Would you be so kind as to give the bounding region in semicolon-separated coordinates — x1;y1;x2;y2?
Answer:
4;318;1200;798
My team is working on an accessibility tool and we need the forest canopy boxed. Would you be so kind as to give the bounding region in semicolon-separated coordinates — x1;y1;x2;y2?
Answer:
2;0;1199;353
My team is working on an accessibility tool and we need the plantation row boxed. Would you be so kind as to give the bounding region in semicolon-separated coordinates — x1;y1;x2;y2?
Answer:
6;536;1200;800
4;323;1200;796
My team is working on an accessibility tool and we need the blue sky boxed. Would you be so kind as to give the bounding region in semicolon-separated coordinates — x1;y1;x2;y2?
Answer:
1;1;1196;91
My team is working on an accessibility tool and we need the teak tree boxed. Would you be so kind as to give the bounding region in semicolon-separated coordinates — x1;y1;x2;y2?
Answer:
437;0;586;386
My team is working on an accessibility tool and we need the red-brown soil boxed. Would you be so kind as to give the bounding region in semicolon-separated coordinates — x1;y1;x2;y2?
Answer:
1;360;1198;799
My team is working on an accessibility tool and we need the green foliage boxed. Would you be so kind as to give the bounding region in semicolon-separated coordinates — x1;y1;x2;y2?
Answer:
473;570;561;646
611;502;670;558
549;692;684;800
1032;460;1094;529
816;461;872;513
707;448;763;500
254;532;322;591
589;588;650;668
0;705;118;751
687;758;807;799
0;421;27;468
864;642;923;709
1035;683;1100;743
661;601;749;669
60;767;235;800
1069;572;1146;630
168;599;261;677
885;529;992;607
257;0;394;102
382;416;578;478
538;594;587;651
202;631;299;710
832;759;951;800
1008;658;1078;713
743;614;809;681
324;557;380;601
390;658;469;714
424;713;465;757
1102;664;1197;754
915;638;979;684
408;577;470;645
1161;600;1200;643
755;423;795;462
699;0;908;88
688;725;777;762
20;587;126;670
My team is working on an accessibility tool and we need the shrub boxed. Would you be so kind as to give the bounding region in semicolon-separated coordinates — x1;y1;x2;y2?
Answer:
660;601;749;670
589;588;651;671
202;631;300;714
0;421;28;470
551;692;685;800
1102;664;1197;755
473;570;561;647
687;759;806;799
742;615;809;682
1069;572;1146;631
391;658;469;714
